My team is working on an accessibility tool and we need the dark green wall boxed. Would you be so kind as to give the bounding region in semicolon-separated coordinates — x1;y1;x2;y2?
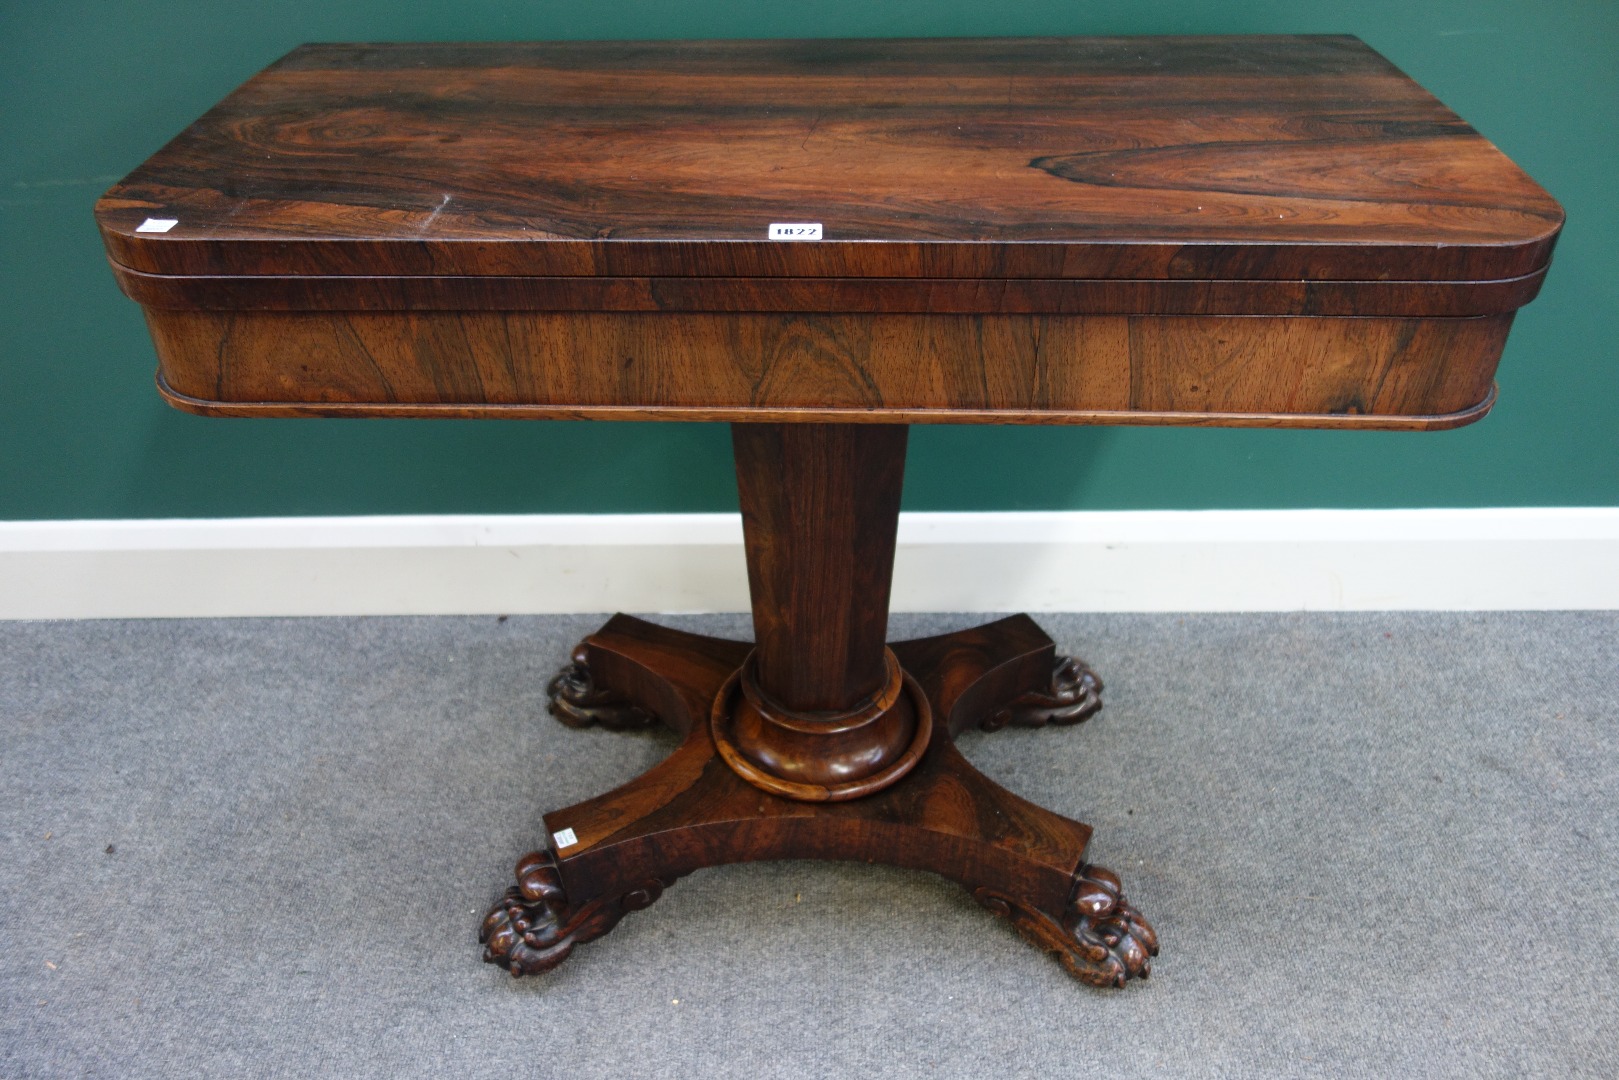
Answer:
3;1;1613;519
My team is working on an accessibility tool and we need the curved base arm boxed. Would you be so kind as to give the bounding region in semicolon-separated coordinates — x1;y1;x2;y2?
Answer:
486;613;1154;987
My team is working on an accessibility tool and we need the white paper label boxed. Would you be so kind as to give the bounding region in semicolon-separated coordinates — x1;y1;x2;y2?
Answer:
136;218;179;233
768;222;822;240
552;827;578;849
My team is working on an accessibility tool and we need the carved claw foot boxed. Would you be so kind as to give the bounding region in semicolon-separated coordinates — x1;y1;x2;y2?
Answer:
547;644;657;730
976;863;1157;988
981;654;1103;731
1062;863;1158;987
480;849;671;976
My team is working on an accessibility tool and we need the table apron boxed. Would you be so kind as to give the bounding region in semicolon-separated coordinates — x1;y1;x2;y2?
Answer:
142;309;1511;430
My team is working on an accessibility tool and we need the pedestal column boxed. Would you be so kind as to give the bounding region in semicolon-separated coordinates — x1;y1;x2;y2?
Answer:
714;423;931;800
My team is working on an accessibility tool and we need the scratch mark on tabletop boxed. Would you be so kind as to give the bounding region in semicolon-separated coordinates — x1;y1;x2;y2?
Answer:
420;193;452;232
800;113;823;152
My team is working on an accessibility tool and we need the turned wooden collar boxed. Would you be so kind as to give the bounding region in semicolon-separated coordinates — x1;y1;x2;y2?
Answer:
711;647;934;802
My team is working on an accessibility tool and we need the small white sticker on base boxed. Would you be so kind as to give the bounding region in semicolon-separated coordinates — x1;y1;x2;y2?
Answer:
768;222;822;240
136;218;179;233
553;827;578;849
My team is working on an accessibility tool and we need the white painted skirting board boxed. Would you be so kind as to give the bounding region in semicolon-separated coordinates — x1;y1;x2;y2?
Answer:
1;509;1616;619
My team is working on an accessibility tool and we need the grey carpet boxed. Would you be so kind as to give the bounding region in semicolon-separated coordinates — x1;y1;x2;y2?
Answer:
1;612;1616;1079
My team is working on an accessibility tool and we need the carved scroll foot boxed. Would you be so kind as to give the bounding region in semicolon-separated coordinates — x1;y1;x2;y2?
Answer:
479;849;672;977
976;863;1157;988
547;644;658;730
980;654;1103;731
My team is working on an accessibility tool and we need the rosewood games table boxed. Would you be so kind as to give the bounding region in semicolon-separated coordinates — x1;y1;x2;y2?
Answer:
96;37;1562;988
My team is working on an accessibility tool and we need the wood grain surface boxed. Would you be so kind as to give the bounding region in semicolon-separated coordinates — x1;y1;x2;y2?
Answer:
96;37;1562;283
481;613;1157;986
103;36;1559;427
733;423;907;712
109;263;1549;318
144;309;1511;427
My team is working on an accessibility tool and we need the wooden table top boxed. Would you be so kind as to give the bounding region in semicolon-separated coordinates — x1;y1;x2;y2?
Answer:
97;36;1561;285
100;37;1562;429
